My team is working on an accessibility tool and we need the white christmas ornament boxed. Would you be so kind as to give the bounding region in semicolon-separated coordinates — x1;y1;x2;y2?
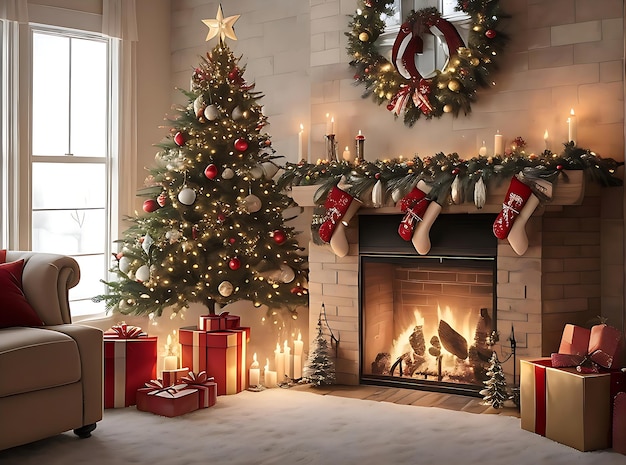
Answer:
118;256;131;273
261;161;279;180
178;187;197;205
218;280;234;297
232;106;244;120
204;104;219;121
372;179;383;207
242;194;262;213
193;95;204;117
279;264;295;283
222;167;235;179
135;264;150;282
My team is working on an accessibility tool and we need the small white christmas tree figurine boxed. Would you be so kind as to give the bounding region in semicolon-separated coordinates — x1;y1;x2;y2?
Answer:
480;351;508;409
304;315;336;387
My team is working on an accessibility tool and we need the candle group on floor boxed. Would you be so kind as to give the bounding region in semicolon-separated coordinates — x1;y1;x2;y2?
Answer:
249;332;304;387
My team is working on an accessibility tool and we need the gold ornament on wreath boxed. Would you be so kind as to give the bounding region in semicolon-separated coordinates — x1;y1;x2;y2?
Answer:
347;0;508;127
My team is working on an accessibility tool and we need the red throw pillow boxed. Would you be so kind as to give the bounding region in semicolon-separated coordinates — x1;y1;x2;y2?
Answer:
0;249;6;263
0;259;44;328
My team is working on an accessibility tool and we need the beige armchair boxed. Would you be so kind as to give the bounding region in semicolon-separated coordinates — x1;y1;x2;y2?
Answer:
0;251;103;451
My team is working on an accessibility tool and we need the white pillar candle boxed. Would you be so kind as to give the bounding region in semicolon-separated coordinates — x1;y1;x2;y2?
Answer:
298;123;304;161
567;109;577;145
543;129;549;151
293;355;302;379
283;340;292;379
274;343;285;383
163;355;178;371
325;113;332;135
494;130;503;156
264;358;277;387
249;352;260;386
478;140;487;156
293;332;304;356
342;146;352;162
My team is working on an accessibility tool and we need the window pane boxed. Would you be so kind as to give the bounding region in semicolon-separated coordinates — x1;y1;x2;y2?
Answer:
32;33;70;156
32;208;105;254
32;162;106;209
70;253;107;301
71;38;107;157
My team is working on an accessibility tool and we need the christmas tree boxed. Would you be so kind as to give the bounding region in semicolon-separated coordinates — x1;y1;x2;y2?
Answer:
480;351;508;409
95;6;308;319
304;315;336;386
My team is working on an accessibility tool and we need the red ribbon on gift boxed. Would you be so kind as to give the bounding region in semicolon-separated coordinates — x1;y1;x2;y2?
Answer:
181;370;215;385
108;323;146;339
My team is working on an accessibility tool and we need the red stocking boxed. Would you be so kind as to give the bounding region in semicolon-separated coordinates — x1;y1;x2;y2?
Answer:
397;185;431;241
493;176;532;240
318;186;355;243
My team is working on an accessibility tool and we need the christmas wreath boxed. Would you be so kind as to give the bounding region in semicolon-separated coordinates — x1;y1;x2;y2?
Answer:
346;0;507;126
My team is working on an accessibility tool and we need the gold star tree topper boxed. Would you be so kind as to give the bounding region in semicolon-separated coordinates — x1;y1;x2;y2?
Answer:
202;5;240;43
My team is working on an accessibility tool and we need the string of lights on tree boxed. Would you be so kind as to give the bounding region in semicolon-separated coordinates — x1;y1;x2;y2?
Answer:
94;7;309;321
346;0;508;126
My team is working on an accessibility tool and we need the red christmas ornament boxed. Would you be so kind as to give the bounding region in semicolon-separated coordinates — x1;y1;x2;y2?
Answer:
228;237;236;245
217;213;226;223
174;131;185;146
374;172;381;180
234;138;249;152
228;68;240;81
272;229;286;245
143;199;159;213
192;225;199;240
228;257;241;270
556;164;563;171
452;168;460;175
485;29;496;39
204;164;219;179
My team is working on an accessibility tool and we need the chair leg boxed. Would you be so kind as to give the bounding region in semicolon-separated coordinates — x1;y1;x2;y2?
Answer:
73;423;97;439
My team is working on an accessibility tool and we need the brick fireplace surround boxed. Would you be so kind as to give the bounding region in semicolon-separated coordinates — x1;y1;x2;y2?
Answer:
296;174;624;386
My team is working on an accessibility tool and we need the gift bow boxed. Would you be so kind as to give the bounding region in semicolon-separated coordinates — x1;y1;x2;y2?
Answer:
181;371;215;385
144;379;181;397
108;323;146;339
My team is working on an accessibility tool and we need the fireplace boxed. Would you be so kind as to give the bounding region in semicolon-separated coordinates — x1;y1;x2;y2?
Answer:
358;214;498;396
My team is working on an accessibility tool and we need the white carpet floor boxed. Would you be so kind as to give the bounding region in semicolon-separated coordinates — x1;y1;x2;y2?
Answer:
1;387;624;465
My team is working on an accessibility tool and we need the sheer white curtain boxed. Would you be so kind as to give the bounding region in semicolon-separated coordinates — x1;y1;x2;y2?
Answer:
0;0;28;23
102;0;139;224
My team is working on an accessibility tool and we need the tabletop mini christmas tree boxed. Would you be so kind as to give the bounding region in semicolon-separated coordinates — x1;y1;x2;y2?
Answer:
95;6;308;319
303;312;337;387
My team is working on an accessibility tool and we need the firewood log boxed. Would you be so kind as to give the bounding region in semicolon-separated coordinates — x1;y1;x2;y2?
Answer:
438;320;468;359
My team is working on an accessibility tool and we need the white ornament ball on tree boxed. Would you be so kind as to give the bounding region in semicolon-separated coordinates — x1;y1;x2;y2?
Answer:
218;280;234;297
178;187;196;205
204;104;219;121
243;194;262;213
118;256;131;273
232;106;244;120
279;264;295;283
222;167;235;179
249;165;264;179
135;264;150;282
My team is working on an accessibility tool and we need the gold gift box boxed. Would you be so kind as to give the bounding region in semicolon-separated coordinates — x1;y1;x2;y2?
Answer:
521;359;611;451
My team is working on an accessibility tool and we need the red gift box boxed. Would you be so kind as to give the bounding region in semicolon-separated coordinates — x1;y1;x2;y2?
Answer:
199;312;241;331
206;329;247;395
181;371;217;408
180;327;209;374
588;324;621;369
136;381;199;417
104;330;157;409
162;367;189;386
558;324;591;356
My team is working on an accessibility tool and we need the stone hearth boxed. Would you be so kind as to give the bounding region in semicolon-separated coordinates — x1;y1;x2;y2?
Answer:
295;172;619;387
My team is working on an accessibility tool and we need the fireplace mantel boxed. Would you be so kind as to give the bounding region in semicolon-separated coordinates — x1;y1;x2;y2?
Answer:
289;170;585;214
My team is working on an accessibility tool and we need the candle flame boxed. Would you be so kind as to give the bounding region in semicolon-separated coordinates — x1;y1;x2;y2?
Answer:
297;332;302;341
299;123;304;132
276;342;281;351
544;129;549;140
284;340;288;349
166;334;172;344
253;352;257;362
265;358;269;371
570;108;575;116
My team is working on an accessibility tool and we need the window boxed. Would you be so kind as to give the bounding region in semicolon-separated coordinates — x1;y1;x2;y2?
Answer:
29;27;118;317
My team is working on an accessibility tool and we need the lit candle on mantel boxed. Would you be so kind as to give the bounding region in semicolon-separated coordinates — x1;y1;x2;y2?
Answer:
293;332;304;380
494;130;504;156
274;342;285;383
325;113;332;136
567;109;577;145
298;123;304;161
478;140;487;156
342;146;352;162
284;340;292;379
543;129;549;151
249;352;260;387
264;358;277;388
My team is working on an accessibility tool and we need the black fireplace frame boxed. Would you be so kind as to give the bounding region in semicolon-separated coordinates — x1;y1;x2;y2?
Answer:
358;214;498;397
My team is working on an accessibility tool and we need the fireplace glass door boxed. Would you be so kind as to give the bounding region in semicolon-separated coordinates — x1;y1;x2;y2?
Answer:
360;255;496;395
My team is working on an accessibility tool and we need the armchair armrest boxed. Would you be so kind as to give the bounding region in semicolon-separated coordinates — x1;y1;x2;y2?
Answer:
5;251;80;325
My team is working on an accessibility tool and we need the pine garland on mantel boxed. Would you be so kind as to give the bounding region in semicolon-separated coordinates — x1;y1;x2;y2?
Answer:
276;141;623;207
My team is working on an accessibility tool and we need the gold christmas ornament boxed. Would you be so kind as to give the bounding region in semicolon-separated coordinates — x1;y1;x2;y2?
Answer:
448;79;461;92
443;104;453;113
358;31;370;42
